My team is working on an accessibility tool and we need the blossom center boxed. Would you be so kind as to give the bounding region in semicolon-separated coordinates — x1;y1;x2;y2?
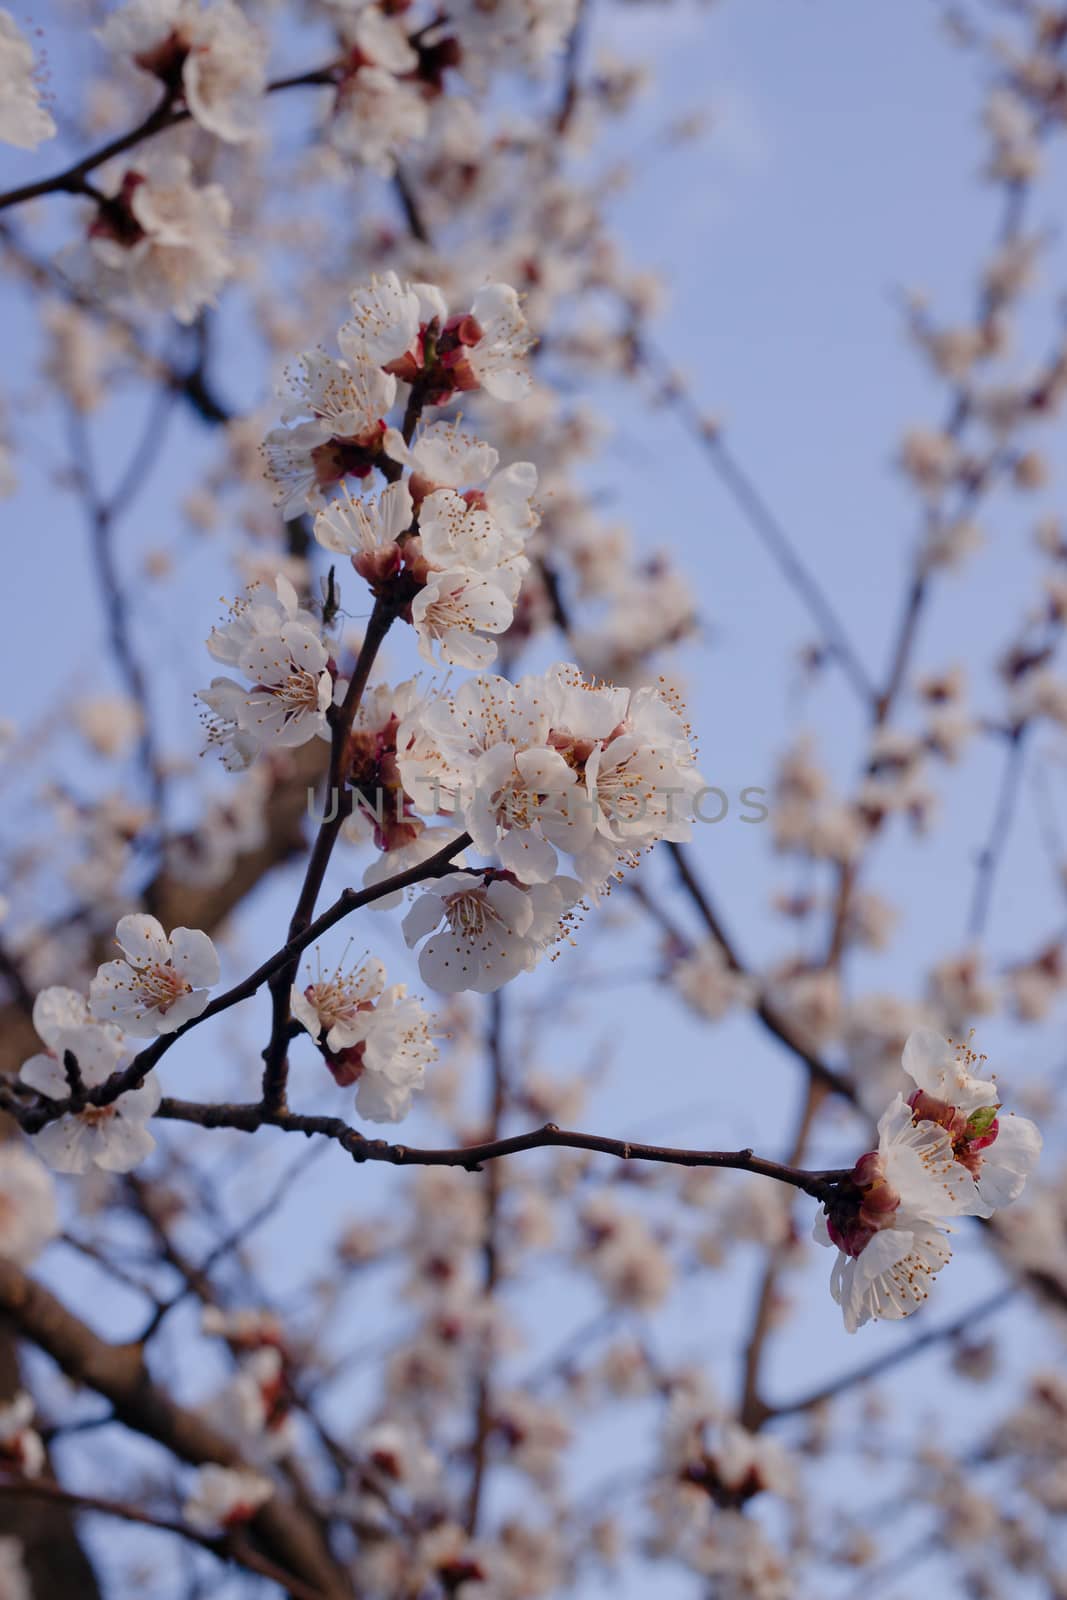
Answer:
443;889;500;942
134;961;191;1014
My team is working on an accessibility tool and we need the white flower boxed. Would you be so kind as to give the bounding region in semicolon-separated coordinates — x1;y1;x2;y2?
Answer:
90;914;220;1036
360;1419;439;1495
710;1423;794;1499
197;677;262;770
232;622;333;749
314;479;413;563
672;943;754;1022
968;1112;1043;1212
291;954;388;1053
0;10;55;148
75;694;143;757
465;282;534;401
402;871;580;993
292;954;437;1122
815;1094;982;1333
384;419;499;489
579;1194;673;1310
201;1305;282;1345
450;0;578;68
264;352;395;516
100;0;267;143
403;671;553;822
211;1346;297;1461
344;4;419;74
199;577;335;759
418;472;536;572
901;1027;1042;1213
0;1145;58;1267
411;567;518;668
360;826;468;910
574;678;705;869
205;574;316;666
354;985;438;1123
261;420;342;519
79;155;233;324
182;1465;273;1534
279;351;396;437
0;1394;43;1478
339;272;426;367
19;986;162;1174
901;1027;999;1115
331;66;429;175
818;1216;953;1336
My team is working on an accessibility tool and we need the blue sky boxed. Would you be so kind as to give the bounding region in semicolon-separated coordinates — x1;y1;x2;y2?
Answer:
3;2;1067;1595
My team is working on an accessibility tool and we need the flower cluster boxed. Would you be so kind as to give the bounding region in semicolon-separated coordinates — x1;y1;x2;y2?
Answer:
263;272;532;518
291;950;438;1122
17;918;220;1174
182;1465;273;1535
72;154;234;325
816;1029;1041;1331
318;421;537;670
100;0;268;143
197;574;336;770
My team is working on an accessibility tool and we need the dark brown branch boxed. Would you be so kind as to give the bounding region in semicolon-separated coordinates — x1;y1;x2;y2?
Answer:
260;594;401;1111
14;830;474;1132
155;1100;853;1197
260;370;433;1109
0;68;340;216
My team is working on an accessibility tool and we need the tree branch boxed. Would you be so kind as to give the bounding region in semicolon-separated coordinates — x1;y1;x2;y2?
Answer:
155;1100;853;1197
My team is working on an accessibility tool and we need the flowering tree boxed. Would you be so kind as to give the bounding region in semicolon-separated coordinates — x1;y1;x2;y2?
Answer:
0;1;1065;1597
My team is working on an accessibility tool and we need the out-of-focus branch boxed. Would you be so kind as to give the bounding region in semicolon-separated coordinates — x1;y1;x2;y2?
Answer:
767;1284;1017;1419
465;988;507;1535
134;1142;325;1342
665;842;863;1111
393;166;430;245
738;1079;828;1430
65;396;175;824
0;1477;329;1600
633;336;875;705
555;0;590;135
0;223;235;426
967;722;1030;939
0;1260;352;1597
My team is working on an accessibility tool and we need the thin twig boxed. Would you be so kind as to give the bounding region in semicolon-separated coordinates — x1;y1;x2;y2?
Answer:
0;68;340;216
154;1101;854;1197
768;1285;1017;1419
